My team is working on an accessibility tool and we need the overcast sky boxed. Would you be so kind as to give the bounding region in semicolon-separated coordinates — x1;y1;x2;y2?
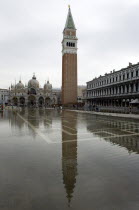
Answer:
0;0;139;89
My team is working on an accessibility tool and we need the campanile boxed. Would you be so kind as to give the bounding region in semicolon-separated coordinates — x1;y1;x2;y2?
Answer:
62;6;78;105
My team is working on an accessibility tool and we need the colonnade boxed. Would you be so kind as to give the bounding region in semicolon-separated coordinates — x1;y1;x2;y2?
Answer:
87;82;139;98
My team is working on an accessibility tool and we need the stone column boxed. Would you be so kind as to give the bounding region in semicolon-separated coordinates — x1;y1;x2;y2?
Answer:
125;85;127;94
117;86;120;94
133;83;136;93
114;87;116;95
129;84;131;93
121;86;123;94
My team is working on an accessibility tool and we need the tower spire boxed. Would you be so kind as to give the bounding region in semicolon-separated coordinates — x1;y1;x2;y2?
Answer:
65;6;76;30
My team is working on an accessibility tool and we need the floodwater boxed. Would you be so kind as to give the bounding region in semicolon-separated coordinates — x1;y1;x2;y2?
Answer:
0;109;139;210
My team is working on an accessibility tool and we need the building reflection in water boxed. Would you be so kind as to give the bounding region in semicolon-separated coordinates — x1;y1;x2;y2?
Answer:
86;116;139;154
61;111;78;206
8;109;25;130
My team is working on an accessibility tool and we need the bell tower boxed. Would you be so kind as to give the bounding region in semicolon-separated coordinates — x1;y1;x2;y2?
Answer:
62;6;78;105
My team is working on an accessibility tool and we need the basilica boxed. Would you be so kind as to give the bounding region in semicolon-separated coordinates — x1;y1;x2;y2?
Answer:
9;74;61;107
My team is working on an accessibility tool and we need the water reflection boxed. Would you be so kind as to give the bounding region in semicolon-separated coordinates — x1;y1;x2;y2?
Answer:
5;109;139;156
7;109;78;205
61;111;78;206
86;115;139;154
1;110;139;209
6;109;139;155
9;110;25;130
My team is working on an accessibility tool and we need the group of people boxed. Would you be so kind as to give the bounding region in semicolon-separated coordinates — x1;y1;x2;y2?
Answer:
84;104;99;112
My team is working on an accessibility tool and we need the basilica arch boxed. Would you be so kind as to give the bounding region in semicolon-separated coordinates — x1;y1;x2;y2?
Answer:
45;97;51;107
52;98;56;105
19;97;25;106
29;88;36;95
28;95;36;107
12;97;18;106
38;97;44;107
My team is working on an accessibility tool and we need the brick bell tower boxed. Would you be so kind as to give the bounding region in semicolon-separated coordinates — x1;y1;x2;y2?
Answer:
62;6;78;105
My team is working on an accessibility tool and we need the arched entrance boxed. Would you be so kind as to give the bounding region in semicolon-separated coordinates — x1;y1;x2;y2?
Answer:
19;97;25;106
38;97;44;107
28;95;36;107
45;97;51;107
12;97;18;106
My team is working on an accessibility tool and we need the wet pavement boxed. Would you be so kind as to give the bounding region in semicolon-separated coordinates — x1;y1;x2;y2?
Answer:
0;109;139;210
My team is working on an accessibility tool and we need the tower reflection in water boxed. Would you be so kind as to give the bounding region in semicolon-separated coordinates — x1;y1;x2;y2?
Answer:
61;111;78;206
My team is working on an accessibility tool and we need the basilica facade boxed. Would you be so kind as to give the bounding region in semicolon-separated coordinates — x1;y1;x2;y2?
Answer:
9;74;61;107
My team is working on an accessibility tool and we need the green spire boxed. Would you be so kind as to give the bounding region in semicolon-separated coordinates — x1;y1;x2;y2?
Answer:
65;6;76;30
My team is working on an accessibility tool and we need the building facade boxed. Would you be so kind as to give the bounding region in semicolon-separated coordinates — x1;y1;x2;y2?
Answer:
85;62;139;112
0;89;9;105
77;85;86;103
9;74;61;107
62;6;78;105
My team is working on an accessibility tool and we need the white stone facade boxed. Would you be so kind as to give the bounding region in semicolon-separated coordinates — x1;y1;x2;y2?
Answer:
0;89;9;105
77;86;86;103
9;74;61;107
85;62;139;108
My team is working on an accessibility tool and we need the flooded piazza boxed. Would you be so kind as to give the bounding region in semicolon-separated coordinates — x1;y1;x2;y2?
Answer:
0;109;139;210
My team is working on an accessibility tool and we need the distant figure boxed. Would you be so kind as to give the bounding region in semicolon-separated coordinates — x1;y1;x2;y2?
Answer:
88;104;91;111
96;106;99;112
1;104;3;111
129;106;132;114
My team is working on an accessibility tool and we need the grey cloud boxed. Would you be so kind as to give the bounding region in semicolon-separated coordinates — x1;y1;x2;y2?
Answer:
0;0;139;88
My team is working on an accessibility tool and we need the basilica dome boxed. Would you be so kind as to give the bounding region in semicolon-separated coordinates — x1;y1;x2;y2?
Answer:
16;80;24;89
28;74;39;88
44;80;52;90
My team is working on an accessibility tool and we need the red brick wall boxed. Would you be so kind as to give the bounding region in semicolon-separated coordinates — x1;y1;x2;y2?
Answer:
62;53;77;105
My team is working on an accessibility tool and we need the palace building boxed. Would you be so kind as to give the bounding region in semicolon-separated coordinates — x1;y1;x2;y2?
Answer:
9;74;61;107
0;89;9;105
62;6;78;105
85;62;139;112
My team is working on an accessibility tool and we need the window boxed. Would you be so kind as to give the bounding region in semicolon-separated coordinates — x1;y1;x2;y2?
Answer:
110;89;111;95
119;87;121;94
127;73;129;79
116;87;117;94
131;84;133;92
136;70;138;77
123;74;125;80
67;42;75;47
131;72;133;78
123;86;125;93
